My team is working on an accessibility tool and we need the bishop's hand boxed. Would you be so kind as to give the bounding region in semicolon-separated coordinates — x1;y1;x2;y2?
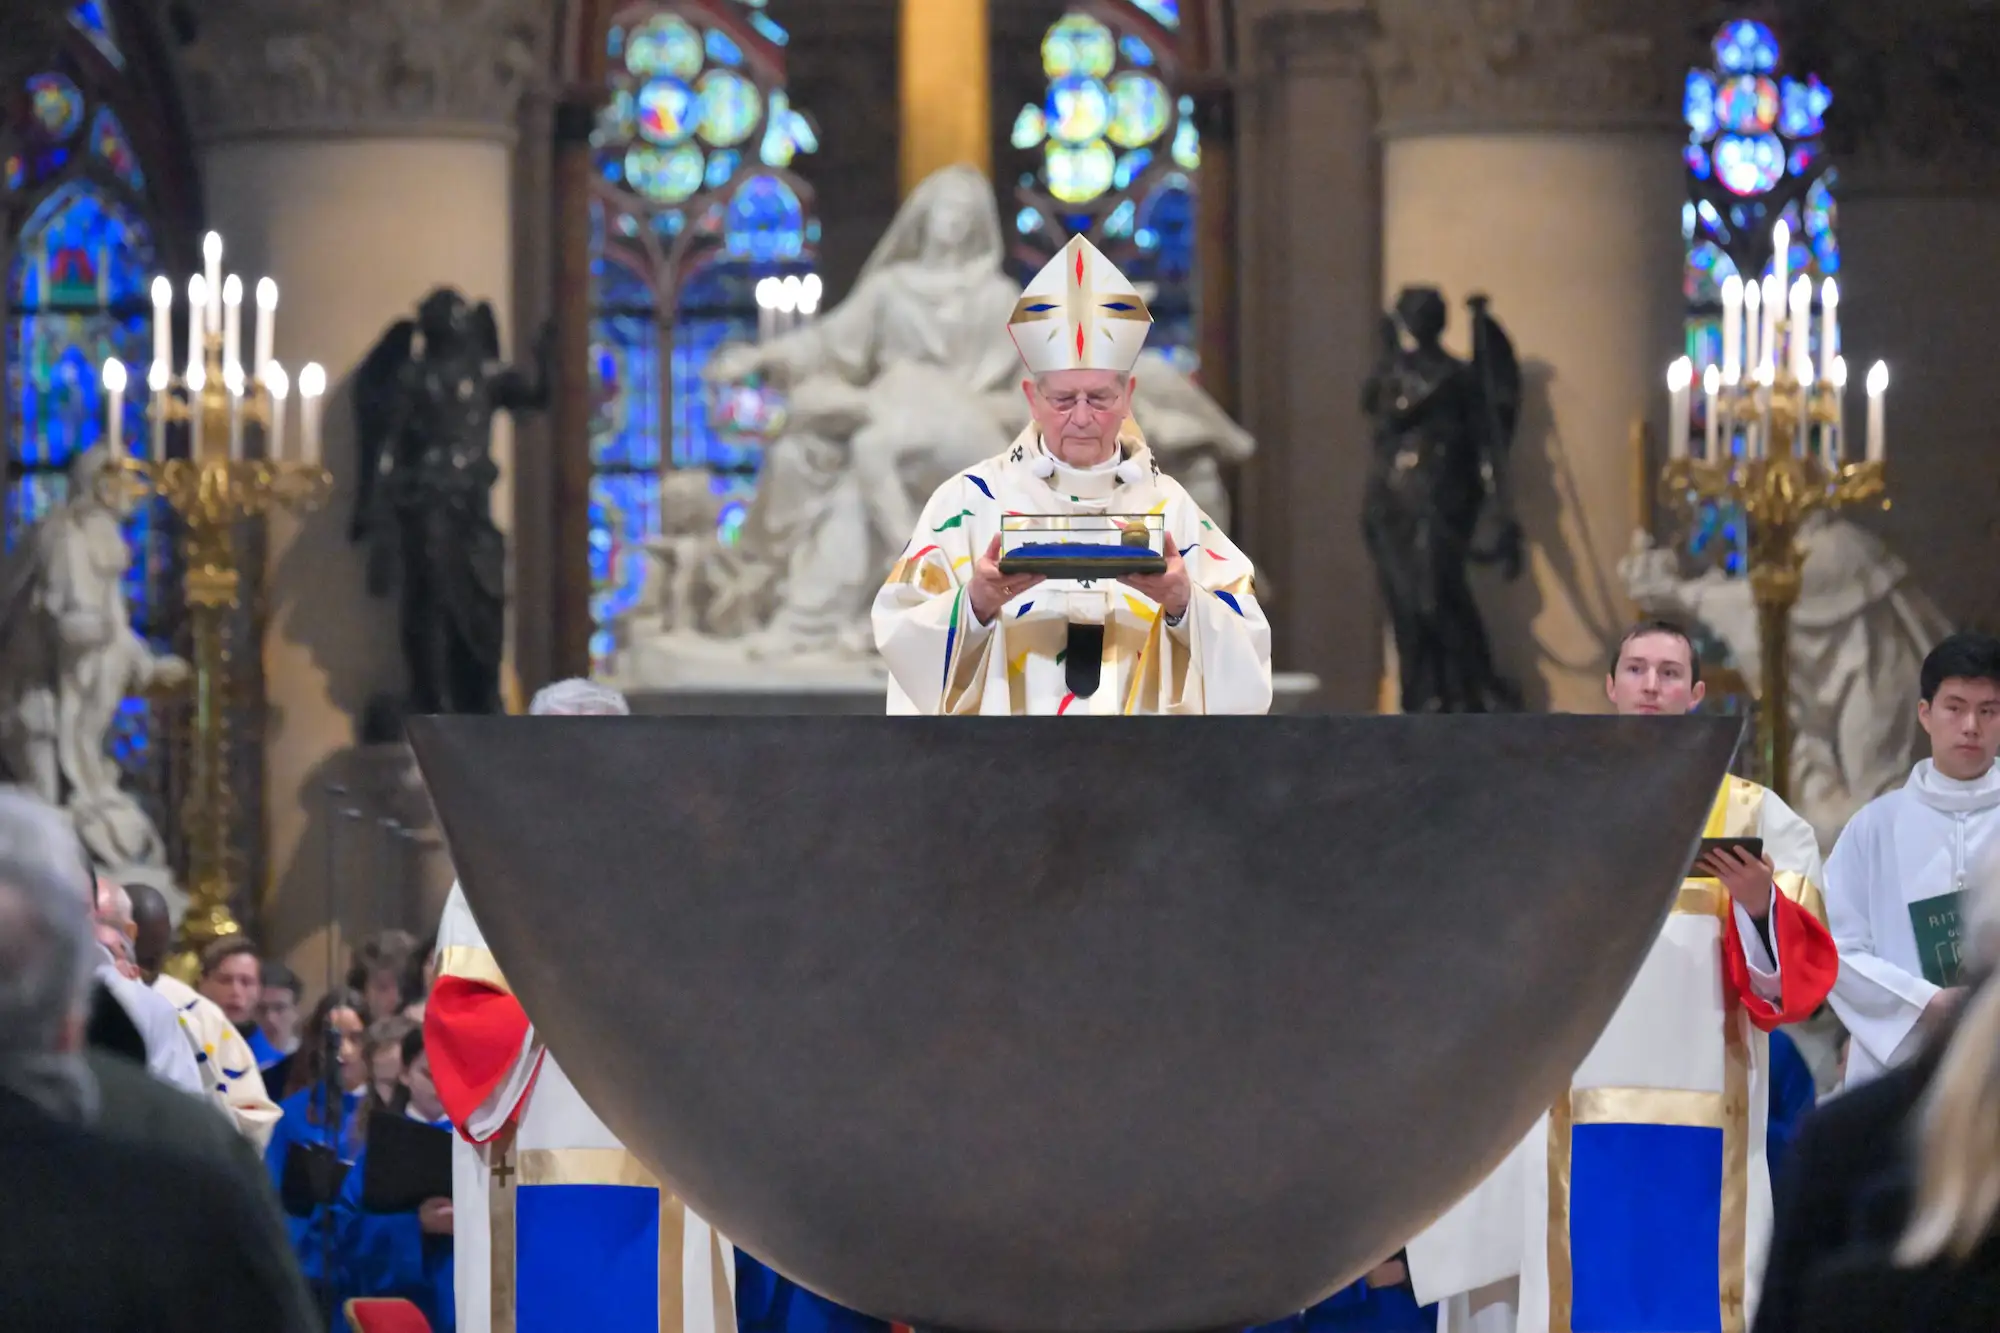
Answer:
970;536;1044;625
1695;846;1776;919
1119;537;1190;620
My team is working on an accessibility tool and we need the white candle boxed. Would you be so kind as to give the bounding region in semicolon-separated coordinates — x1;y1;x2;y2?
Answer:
799;273;823;320
1771;219;1790;298
202;233;222;332
1756;362;1775;458
222;275;243;378
299;362;326;466
1820;279;1839;384
101;358;126;457
1741;277;1761;381
1703;364;1721;459
224;361;245;461
1789;276;1812;386
1759;274;1780;380
265;363;290;461
186;275;206;378
777;276;801;336
1720;274;1743;384
755;277;776;343
255;278;278;381
146;359;167;460
1830;356;1848;464
1666;358;1692;460
1865;361;1888;463
186;362;205;458
150;276;171;375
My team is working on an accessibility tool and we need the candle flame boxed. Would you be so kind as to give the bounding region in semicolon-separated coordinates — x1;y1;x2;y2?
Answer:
148;360;169;393
101;358;126;394
223;274;243;305
151;275;172;307
1665;357;1692;392
203;232;222;265
1866;361;1889;396
1830;356;1848;389
266;363;290;399
1821;277;1838;306
1743;278;1761;311
1720;273;1743;302
1703;364;1720;395
257;277;279;310
299;363;327;399
188;274;207;305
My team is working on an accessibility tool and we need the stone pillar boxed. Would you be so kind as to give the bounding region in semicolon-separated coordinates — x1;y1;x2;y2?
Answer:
180;0;543;991
1373;0;1689;713
1232;0;1382;710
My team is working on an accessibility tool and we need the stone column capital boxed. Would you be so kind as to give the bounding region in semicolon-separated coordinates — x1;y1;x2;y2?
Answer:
1241;2;1378;80
1371;0;1695;139
178;0;549;145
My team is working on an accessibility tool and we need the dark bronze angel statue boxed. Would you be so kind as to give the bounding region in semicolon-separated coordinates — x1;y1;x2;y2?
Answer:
351;288;549;726
1361;285;1525;714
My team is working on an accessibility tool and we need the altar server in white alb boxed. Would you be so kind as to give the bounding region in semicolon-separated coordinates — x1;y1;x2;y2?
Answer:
425;679;736;1333
872;234;1271;716
1823;631;2000;1088
1407;621;1838;1333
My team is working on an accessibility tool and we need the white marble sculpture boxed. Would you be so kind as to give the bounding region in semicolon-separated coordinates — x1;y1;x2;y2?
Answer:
609;164;1254;688
1621;513;1953;848
0;447;188;903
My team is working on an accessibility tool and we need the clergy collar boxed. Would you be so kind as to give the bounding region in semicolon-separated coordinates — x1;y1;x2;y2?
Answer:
1027;431;1149;499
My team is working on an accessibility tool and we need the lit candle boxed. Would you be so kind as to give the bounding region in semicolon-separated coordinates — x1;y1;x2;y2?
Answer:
186;275;206;380
186;361;206;458
202;232;222;332
778;275;801;336
265;362;290;461
1865;361;1888;463
1741;277;1761;381
146;359;167;460
1789;276;1812;386
1771;219;1790;298
255;278;278;381
1720;274;1743;384
1755;362;1775;458
299;362;326;466
1828;356;1848;466
1820;279;1839;384
1759;274;1780;380
222;274;243;378
1666;357;1692;460
755;277;776;343
224;361;245;461
800;273;824;320
1703;363;1721;459
101;358;126;457
150;276;171;377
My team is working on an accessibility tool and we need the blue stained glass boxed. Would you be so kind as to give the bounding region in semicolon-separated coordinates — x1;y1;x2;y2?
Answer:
706;29;746;66
589;314;661;469
1130;0;1179;30
1016;207;1044;236
1787;143;1816;176
68;1;124;68
1114;148;1153;191
1714;133;1784;196
1681;201;1697;242
1684;72;1717;140
725;175;804;263
1138;179;1194;281
1684;142;1712;180
749;14;789;47
672;310;759;473
706;148;741;189
1714;20;1779;75
1120;35;1156;67
1105;199;1136;239
1779;78;1819;137
587;469;663;674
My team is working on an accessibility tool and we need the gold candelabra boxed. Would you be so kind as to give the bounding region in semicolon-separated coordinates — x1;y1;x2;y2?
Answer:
101;232;330;979
1656;237;1889;799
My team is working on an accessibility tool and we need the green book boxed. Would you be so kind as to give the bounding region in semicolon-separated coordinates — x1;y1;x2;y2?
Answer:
1908;890;1968;988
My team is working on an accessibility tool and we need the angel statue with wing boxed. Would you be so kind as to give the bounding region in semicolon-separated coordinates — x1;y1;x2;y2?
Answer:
351;288;549;724
1361;286;1525;714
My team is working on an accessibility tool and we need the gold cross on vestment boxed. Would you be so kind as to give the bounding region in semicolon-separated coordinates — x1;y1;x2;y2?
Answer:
491;1152;515;1186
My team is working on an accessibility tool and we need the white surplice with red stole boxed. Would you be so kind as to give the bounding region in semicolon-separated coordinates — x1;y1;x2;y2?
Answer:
1408;777;1837;1333
426;883;735;1333
871;426;1271;716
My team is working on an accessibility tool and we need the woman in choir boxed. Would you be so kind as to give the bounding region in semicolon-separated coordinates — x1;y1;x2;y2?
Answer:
266;988;368;1308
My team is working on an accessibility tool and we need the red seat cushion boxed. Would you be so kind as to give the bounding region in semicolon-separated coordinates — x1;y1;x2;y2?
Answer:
343;1297;434;1333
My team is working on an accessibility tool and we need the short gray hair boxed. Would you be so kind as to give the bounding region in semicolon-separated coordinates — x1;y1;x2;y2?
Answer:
529;678;631;717
0;789;89;899
0;855;99;1055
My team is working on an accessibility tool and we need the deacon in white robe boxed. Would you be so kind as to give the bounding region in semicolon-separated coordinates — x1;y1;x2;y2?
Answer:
1407;623;1838;1333
153;969;281;1148
872;234;1271;717
425;680;735;1333
1823;634;2000;1088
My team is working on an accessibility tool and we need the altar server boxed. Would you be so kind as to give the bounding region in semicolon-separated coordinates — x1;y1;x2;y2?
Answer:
425;678;735;1333
872;235;1270;716
1408;620;1838;1333
1823;631;2000;1088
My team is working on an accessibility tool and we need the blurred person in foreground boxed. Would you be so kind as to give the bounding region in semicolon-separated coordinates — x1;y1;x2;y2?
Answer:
1409;620;1837;1333
0;800;315;1330
427;678;739;1333
118;879;281;1147
1754;839;2000;1333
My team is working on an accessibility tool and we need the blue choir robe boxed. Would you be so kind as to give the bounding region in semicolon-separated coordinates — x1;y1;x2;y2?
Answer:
248;1024;285;1070
1762;1029;1817;1188
265;1086;364;1287
735;1252;888;1333
336;1114;457;1332
1247;1276;1437;1333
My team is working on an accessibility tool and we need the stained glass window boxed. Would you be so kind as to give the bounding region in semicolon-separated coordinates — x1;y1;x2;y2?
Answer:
5;1;193;808
587;0;820;672
1679;20;1837;580
1012;6;1199;363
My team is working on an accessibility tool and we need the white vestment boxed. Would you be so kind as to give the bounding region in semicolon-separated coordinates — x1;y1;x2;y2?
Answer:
434;883;736;1333
1408;779;1829;1333
872;428;1271;716
152;972;281;1148
97;954;203;1095
1823;759;2000;1087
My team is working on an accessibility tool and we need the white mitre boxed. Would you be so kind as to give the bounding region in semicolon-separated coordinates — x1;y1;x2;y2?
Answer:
1008;234;1154;376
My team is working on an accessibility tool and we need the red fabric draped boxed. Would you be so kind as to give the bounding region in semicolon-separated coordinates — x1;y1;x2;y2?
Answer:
1724;891;1838;1032
424;976;535;1141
